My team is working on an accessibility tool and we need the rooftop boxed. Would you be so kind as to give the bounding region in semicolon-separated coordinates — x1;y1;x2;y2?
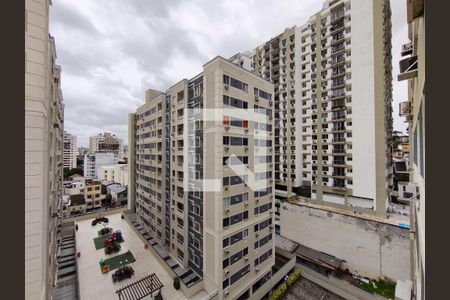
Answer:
69;194;85;206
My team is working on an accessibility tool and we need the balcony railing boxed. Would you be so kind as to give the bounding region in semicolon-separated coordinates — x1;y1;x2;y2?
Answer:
332;149;346;153
331;10;345;22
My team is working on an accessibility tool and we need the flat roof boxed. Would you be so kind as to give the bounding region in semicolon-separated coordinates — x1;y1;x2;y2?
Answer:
69;194;85;206
294;243;343;271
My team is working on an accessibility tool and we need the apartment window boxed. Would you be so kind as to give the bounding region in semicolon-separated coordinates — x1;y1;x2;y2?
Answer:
223;116;249;128
223;156;248;166
255;249;273;266
223;136;248;146
223;211;249;228
254;187;272;197
223;193;248;209
224;265;250;289
254;88;272;100
224;74;248;92
223;95;248;109
254;234;272;250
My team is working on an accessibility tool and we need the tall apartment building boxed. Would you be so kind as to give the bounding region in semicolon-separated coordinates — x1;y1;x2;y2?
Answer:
398;0;425;298
63;131;77;169
89;132;124;160
25;0;64;298
83;152;116;179
232;0;393;216
129;56;275;299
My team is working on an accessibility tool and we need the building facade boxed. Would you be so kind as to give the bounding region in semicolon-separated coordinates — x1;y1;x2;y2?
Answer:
232;0;393;217
83;152;116;180
89;132;124;160
97;164;129;186
398;0;425;298
84;179;102;210
63;131;77;169
25;0;64;298
129;56;275;299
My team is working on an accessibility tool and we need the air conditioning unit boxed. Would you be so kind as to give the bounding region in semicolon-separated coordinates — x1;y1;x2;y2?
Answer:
256;267;260;272
256;199;259;203
244;201;249;206
225;146;229;151
224;186;229;191
225;248;230;254
269;116;272;120
244;146;249;151
244;256;249;261
225;126;230;131
226;208;230;213
225;269;230;275
255;232;259;237
244;129;249;133
224;85;229;91
269;101;273;106
255;95;259;101
269;225;273;230
225;290;229;296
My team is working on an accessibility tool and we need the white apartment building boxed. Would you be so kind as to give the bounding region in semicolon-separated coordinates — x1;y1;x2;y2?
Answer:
98;164;129;186
89;132;124;160
233;0;393;216
63;131;77;169
398;0;425;298
129;56;275;299
25;0;64;298
83;152;115;180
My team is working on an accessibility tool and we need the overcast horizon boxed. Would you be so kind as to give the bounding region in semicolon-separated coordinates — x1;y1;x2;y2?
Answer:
50;0;409;148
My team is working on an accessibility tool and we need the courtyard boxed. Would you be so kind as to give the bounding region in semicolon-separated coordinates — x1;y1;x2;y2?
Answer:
74;212;201;300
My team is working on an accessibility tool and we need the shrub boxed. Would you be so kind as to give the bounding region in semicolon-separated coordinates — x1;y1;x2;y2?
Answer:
173;277;181;290
270;269;302;300
154;292;163;300
98;227;112;236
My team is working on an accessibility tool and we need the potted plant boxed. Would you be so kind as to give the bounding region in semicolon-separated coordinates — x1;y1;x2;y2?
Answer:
173;277;180;290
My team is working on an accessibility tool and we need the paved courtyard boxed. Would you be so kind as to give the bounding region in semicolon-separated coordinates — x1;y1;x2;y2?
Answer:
75;213;208;300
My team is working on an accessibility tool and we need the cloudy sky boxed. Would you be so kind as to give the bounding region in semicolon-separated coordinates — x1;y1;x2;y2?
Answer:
50;0;409;147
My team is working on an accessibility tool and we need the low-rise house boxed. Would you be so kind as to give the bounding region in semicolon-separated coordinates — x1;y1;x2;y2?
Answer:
107;184;127;206
68;194;86;215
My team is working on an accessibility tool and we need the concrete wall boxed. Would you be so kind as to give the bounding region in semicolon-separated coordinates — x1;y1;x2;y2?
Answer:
280;202;410;281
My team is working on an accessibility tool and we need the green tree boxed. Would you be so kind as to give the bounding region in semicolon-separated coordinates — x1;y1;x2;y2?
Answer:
64;167;84;179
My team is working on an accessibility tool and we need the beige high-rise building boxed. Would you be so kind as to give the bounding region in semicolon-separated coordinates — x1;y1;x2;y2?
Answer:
129;56;275;299
232;0;394;217
63;131;77;169
398;0;425;298
89;132;124;160
25;0;64;298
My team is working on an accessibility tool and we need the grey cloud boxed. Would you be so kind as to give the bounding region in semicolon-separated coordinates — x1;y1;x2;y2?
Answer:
51;2;99;35
51;0;408;146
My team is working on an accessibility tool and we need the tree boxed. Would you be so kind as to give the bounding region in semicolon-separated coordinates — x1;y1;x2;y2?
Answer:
103;194;112;205
64;167;84;179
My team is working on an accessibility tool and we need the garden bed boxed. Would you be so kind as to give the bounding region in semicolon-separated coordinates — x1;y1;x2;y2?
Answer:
100;250;135;273
93;231;124;250
359;279;396;299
